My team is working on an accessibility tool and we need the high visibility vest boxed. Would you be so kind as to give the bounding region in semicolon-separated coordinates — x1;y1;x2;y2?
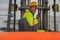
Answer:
23;9;38;27
37;30;45;32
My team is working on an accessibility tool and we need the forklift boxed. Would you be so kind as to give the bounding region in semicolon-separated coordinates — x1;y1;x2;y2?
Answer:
0;0;60;40
5;0;60;32
6;0;50;32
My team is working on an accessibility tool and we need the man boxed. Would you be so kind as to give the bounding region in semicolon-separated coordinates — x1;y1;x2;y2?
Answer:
18;2;40;31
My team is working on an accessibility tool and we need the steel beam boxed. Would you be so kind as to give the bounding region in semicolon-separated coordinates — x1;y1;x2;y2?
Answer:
13;0;16;31
19;7;50;10
54;0;56;32
42;0;48;31
38;0;41;30
7;0;12;32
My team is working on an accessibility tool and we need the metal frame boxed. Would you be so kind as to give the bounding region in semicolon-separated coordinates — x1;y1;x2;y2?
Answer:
54;0;56;32
19;7;49;10
41;0;48;31
13;0;16;31
38;0;41;30
7;0;12;32
6;0;50;31
6;0;57;32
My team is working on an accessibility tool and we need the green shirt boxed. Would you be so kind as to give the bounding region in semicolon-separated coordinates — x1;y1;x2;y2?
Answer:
23;9;38;27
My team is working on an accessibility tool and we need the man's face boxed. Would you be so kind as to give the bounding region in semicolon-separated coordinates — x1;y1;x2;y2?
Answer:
30;6;37;13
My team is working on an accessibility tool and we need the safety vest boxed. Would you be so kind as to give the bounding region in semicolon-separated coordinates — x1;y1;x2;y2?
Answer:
37;30;45;32
23;9;38;27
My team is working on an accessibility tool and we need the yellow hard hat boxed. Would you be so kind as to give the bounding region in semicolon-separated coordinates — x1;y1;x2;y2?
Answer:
29;2;38;7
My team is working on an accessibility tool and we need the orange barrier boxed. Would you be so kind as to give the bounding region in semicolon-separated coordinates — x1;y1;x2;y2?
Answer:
0;32;60;40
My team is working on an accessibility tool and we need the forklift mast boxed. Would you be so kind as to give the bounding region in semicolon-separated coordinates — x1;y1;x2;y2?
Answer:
42;0;48;31
7;0;49;32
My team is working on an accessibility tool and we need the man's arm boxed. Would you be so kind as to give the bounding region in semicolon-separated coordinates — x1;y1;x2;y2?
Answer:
22;12;26;18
